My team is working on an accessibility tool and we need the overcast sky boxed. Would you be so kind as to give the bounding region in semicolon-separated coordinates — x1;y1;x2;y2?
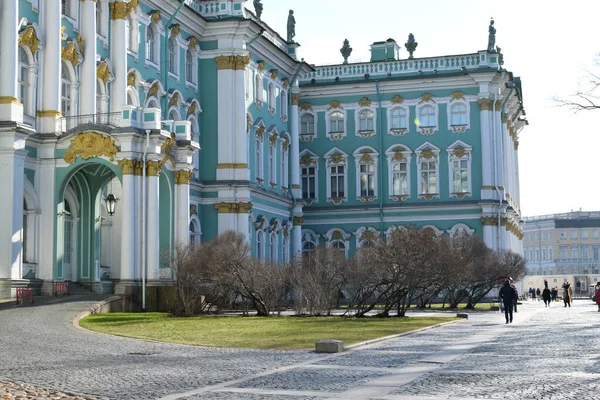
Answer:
255;0;600;217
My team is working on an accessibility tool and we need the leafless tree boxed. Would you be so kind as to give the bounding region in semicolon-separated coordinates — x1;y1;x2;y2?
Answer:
555;55;600;112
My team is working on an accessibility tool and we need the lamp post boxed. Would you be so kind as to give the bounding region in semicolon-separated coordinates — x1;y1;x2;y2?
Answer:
105;193;118;216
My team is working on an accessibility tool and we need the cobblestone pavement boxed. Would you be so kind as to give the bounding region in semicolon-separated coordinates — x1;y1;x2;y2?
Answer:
1;295;599;399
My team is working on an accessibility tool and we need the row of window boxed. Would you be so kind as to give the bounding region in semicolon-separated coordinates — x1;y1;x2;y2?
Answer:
300;102;469;139
299;142;472;202
247;69;288;119
525;229;600;242
255;230;291;263
526;245;600;262
253;132;289;189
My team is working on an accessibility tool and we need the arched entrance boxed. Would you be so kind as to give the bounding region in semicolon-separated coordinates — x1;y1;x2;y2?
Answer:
57;161;122;292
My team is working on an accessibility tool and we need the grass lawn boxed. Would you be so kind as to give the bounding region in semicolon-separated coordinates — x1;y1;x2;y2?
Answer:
79;313;457;350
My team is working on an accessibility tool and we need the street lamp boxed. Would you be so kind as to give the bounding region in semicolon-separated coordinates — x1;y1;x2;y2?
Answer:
105;193;118;216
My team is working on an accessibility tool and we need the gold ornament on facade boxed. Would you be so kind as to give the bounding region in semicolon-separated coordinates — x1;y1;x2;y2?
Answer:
331;231;343;240
214;202;252;214
188;36;198;50
451;148;468;159
391;195;409;202
358;196;375;203
419;127;435;136
187;101;197;117
282;137;290;151
451;125;467;134
450;91;465;101
61;26;67;39
146;160;162;176
190;204;197;216
419;149;435;160
477;98;493;111
257;61;265;71
61;42;80;67
169;92;180;107
64;132;118;164
359;230;376;242
77;35;84;54
254;126;265;140
133;160;143;176
109;2;129;20
174;170;194;185
18;26;40;54
480;216;497;226
514;141;519;150
328;132;344;141
389;128;407;136
148;82;160;98
300;156;315;166
358;97;372;107
150;10;161;24
170;24;180;38
293;216;304;226
390;95;404;104
246;113;252;133
421;194;435;201
495;100;503;110
270;69;278;79
160;133;175;168
356;130;375;138
97;62;110;84
359;152;373;163
234;54;251;70
269;134;277;147
329;154;343;165
299;102;312;111
128;0;139;12
392;151;404;161
118;159;136;175
328;100;342;110
291;93;300;105
454;193;467;199
127;70;137;87
282;80;289;89
419;93;434;103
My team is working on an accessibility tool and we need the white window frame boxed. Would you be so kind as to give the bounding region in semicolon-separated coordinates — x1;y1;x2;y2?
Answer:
447;101;470;133
385;145;412;200
446;140;473;198
415;142;440;199
416;102;439;135
168;37;179;77
388;105;409;136
18;45;37;118
355;107;376;138
96;0;109;39
325;229;349;258
281;90;288;119
324;148;348;204
270;232;278;261
256;230;264;260
282;232;290;263
62;0;79;29
300;150;319;202
353;147;379;201
61;61;78;120
254;134;264;184
254;72;263;109
185;45;199;89
326;108;346;140
281;135;289;190
126;12;138;55
268;133;278;187
300;112;316;140
144;21;162;70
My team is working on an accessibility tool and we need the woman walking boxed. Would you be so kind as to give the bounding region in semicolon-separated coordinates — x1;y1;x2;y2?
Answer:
542;283;552;307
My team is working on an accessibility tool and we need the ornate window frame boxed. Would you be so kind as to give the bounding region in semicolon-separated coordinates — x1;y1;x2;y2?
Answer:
254;71;263;110
355;104;376;139
126;8;138;56
384;225;407;241
185;43;199;89
302;229;319;254
415;142;440;200
280;90;288;121
300;111;316;142
267;126;279;189
267;82;276;117
447;92;470;134
416;94;438;136
324;147;348;204
61;60;78;120
385;145;412;202
447;223;475;238
326;101;346;141
18;45;37;119
300;149;319;204
143;18;164;71
353;146;379;203
189;214;202;243
324;228;350;258
354;226;380;248
387;104;410;136
253;119;266;185
281;132;290;192
62;0;79;30
446;140;473;199
422;225;444;238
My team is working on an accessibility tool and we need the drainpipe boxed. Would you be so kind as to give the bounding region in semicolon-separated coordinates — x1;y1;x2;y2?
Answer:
161;0;185;119
141;129;150;311
498;83;514;250
375;81;384;236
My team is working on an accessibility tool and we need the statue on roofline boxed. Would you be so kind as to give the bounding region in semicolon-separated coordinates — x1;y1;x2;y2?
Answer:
253;0;263;19
487;18;496;52
287;10;296;42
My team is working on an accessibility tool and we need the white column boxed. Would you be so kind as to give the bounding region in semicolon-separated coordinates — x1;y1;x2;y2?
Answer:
146;161;160;280
0;0;23;122
39;0;62;132
118;160;136;280
483;225;494;250
0;141;27;281
174;170;192;245
290;90;301;199
38;160;56;280
292;219;302;258
79;0;97;115
216;55;250;181
110;2;128;112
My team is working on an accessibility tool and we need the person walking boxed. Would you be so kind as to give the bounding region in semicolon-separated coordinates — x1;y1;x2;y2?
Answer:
499;280;517;324
511;284;519;312
551;286;558;302
531;288;537;302
536;287;541;301
595;282;600;312
562;282;573;307
542;283;552;307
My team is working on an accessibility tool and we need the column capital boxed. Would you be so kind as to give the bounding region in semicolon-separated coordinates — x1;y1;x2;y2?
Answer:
291;93;300;105
146;160;162;176
109;2;129;20
214;202;253;214
293;216;304;226
215;54;251;70
477;98;493;111
118;159;137;175
174;169;194;185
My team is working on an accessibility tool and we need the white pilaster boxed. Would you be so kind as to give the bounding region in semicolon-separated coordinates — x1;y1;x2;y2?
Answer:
110;2;128;112
119;161;136;280
483;225;494;250
38;159;56;280
0;136;27;280
478;97;493;190
174;170;192;245
146;162;160;280
290;90;301;199
0;0;23;122
39;0;62;132
292;224;302;258
79;0;97;115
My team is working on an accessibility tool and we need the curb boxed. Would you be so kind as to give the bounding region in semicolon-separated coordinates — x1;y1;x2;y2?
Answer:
72;295;123;330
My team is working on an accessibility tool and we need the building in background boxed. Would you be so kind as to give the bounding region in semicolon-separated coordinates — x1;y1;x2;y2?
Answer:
522;211;600;296
0;0;526;299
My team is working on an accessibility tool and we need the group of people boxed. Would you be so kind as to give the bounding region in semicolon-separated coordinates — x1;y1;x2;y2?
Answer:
527;286;560;306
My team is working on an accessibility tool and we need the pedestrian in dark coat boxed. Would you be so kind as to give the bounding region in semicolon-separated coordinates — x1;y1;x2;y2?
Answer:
536;287;541;301
499;280;517;324
562;282;573;307
542;284;552;307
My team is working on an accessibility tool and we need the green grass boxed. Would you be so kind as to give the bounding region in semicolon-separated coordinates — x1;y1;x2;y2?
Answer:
79;313;457;350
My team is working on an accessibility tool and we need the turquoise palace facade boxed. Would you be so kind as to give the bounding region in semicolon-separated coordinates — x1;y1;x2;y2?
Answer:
0;0;527;298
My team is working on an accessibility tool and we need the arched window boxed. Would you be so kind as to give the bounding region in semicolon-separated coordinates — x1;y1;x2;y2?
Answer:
270;232;277;261
451;103;467;126
268;83;276;114
301;114;314;135
61;62;72;117
302;241;315;261
331;240;345;252
281;90;288;116
18;47;29;115
168;38;177;74
146;25;156;63
358;109;374;131
282;235;289;263
257;231;263;260
390;108;407;129
254;74;262;102
419;105;436;127
329;111;344;132
147;99;159;109
169;109;178;121
185;49;194;83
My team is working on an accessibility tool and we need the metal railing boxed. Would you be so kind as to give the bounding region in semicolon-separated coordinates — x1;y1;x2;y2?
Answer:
58;112;122;133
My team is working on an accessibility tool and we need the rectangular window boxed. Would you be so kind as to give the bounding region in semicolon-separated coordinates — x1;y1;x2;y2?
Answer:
535;248;539;261
268;146;276;184
301;166;315;199
571;246;578;260
542;248;546;261
583;246;589;260
560;231;566;239
548;232;552;240
359;164;375;197
594;230;599;239
571;230;577;239
254;140;262;180
420;161;436;194
594;247;599;260
548;247;552;260
528;249;533;261
281;152;288;188
452;159;468;193
583;230;588;239
330;165;345;198
392;161;408;195
560;246;567;260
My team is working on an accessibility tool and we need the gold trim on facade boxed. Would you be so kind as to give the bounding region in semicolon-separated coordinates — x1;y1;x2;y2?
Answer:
477;98;493;111
118;159;136;175
215;54;251;70
419;93;434;103
170;24;180;38
190;204;197;216
36;110;61;117
109;2;129;20
146;160;162;176
0;96;20;105
291;184;301;189
127;70;137;87
494;100;503;110
214;202;253;214
328;100;342;110
216;163;248;169
358;97;372;107
97;62;110;84
291;93;300;105
18;26;40;54
299;102;312;111
293;216;304;226
132;160;143;176
189;36;198;50
450;91;465;101
61;42;80;67
390;94;404;104
64;132;118;164
150;10;161;24
174;170;194;185
270;69;278;79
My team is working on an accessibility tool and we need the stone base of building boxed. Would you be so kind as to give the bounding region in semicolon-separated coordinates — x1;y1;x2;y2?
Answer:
114;280;176;312
0;279;12;299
